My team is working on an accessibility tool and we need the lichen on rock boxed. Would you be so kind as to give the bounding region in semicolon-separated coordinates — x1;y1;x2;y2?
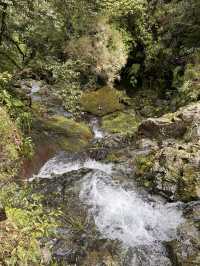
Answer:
133;102;200;201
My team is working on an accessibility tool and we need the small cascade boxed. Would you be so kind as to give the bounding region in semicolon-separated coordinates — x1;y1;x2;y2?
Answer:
30;152;113;180
30;80;41;95
31;150;183;248
89;117;104;139
28;116;185;265
80;171;184;247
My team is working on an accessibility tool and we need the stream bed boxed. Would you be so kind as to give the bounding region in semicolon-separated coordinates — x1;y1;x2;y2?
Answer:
28;117;186;266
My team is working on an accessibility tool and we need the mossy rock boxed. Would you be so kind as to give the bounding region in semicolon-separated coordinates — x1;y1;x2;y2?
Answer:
0;107;21;180
134;142;200;201
135;154;155;175
31;101;47;117
39;115;93;152
134;153;155;188
102;111;139;136
176;164;200;202
105;150;128;163
80;87;123;116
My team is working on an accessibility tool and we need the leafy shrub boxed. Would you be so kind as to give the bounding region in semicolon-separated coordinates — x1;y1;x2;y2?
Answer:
0;183;61;265
0;72;34;162
47;60;84;115
0;72;33;133
64;17;128;87
0;107;21;180
173;51;200;106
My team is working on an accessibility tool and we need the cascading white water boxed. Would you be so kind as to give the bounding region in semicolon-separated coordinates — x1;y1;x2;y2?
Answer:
30;81;41;95
29;122;183;252
30;154;113;180
90;117;104;139
80;171;184;248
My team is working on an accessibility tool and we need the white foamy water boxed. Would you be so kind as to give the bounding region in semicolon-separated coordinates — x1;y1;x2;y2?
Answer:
30;81;41;95
93;127;104;139
80;172;184;247
90;117;104;139
31;155;113;180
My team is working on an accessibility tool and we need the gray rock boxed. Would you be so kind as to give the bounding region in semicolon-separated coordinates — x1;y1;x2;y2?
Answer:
138;102;200;139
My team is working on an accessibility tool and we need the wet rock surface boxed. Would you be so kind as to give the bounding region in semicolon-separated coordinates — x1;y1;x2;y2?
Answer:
134;102;200;202
28;151;183;265
134;140;200;201
138;116;187;139
167;201;200;266
18;83;200;265
31;168;120;265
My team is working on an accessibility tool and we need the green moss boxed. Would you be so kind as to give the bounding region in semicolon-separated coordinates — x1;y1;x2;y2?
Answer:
135;154;154;176
39;115;93;152
80;87;123;116
0;107;21;180
134;144;200;201
105;151;125;163
106;153;120;162
45;115;92;138
32;101;47;117
133;153;156;189
102;111;139;136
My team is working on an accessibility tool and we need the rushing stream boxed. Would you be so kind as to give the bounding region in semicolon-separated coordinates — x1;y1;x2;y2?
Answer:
30;117;184;265
89;117;105;139
80;171;183;248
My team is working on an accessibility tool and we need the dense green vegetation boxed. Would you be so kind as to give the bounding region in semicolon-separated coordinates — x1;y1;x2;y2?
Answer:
0;183;60;265
0;0;200;264
1;0;200;94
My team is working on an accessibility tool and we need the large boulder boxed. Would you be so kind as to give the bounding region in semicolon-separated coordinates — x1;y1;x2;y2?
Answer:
135;103;200;201
33;115;93;152
134;140;200;202
80;87;123;116
21;115;93;178
138;116;186;138
138;102;200;139
102;111;139;136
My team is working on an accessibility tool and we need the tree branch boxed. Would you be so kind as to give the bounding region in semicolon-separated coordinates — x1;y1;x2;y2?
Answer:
0;2;7;45
5;35;26;60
